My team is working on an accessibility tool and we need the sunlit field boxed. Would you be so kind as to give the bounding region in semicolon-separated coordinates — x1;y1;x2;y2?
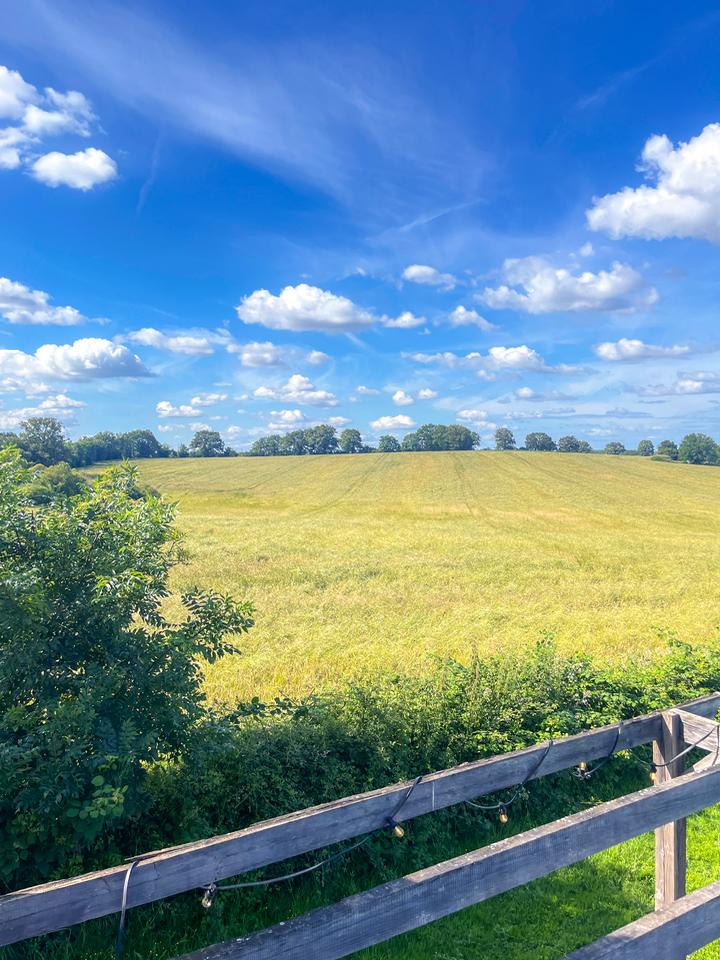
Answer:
123;451;720;703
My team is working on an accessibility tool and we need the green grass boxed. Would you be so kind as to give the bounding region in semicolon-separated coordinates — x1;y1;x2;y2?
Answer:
124;451;720;703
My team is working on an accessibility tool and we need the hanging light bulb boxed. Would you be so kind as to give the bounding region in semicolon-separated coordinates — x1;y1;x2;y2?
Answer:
578;760;588;772
649;763;657;783
498;803;509;824
392;822;405;838
202;884;217;909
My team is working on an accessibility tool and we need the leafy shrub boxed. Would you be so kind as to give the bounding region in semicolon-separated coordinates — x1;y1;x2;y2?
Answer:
23;461;89;504
0;450;253;886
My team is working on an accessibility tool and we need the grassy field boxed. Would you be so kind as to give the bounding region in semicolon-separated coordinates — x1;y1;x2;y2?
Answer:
127;450;720;703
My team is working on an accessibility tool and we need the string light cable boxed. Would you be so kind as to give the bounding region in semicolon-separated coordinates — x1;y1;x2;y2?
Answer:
572;721;624;780
200;775;424;909
465;738;555;822
632;722;720;781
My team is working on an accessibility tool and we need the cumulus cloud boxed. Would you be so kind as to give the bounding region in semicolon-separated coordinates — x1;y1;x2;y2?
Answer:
0;65;117;188
156;400;201;418
594;338;690;361
587;123;720;242
639;371;720;396
254;373;338;406
0;338;150;389
0;276;91;325
267;408;306;430
237;283;377;333
370;414;416;431
228;339;330;367
402;264;456;291
392;389;414;406
125;327;229;356
356;385;380;396
417;388;438;399
456;409;496;430
481;256;658;313
448;305;495;331
513;387;573;402
191;392;228;406
31;147;117;190
384;311;426;329
0;392;86;430
328;416;351;426
406;344;577;376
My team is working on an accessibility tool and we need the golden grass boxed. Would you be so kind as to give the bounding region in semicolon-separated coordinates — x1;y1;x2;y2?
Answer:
125;451;720;703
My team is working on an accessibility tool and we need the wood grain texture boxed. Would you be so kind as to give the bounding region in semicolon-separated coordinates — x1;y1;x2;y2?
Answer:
672;709;720;754
3;695;718;947
562;878;720;959
173;762;720;960
654;712;686;910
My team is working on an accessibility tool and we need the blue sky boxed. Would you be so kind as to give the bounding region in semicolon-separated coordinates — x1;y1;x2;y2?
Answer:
2;0;720;449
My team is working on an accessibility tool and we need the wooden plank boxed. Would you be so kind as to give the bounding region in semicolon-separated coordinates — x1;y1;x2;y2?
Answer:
672;709;720;754
2;693;718;947
174;763;720;960
654;711;686;910
562;878;720;959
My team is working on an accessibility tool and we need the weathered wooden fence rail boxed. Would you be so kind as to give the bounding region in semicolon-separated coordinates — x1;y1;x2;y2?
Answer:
3;694;720;960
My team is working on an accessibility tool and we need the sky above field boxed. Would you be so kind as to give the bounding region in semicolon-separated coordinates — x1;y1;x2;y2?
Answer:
2;1;720;448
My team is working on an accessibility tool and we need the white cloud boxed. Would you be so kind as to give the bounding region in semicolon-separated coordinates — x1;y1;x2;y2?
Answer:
254;373;338;406
356;385;380;396
0;276;89;325
237;283;376;333
0;393;86;430
328;416;350;426
267;408;306;431
392;389;414;406
406;344;574;376
417;388;438;399
0;65;37;120
191;392;228;406
448;305;495;331
402;264;456;291
579;242;594;257
513;387;573;402
156;400;201;418
594;338;690;362
228;339;329;368
481;256;658;313
0;337;149;388
0;65;117;189
190;421;211;431
126;327;227;356
384;310;426;329
31;147;117;190
587;123;720;243
640;371;720;396
370;414;416;431
456;409;496;430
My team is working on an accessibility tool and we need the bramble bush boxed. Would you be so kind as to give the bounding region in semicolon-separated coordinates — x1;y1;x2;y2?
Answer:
0;450;253;887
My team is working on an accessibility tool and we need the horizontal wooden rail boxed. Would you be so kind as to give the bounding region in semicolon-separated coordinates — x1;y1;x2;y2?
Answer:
174;761;720;960
562;878;720;959
2;693;718;947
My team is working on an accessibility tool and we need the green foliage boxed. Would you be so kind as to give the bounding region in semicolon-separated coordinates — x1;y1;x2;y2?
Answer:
249;434;282;457
402;424;479;452
378;434;401;452
678;433;720;465
525;432;556;451
23;461;89;504
657;439;679;460
637;440;654;457
339;428;363;454
190;429;225;457
604;441;626;455
557;435;580;452
18;416;69;466
495;427;516;450
0;450;253;885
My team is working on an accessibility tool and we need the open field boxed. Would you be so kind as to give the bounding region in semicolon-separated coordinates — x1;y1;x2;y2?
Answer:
124;451;720;703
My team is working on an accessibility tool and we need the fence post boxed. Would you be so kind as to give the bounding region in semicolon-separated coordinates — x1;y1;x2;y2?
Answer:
654;710;686;912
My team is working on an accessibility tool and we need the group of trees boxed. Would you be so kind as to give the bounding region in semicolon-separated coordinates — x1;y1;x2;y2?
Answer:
495;428;720;464
248;423;481;456
0;419;237;468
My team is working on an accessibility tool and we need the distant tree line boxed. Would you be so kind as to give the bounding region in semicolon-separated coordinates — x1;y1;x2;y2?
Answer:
248;423;480;456
495;428;720;465
3;416;719;470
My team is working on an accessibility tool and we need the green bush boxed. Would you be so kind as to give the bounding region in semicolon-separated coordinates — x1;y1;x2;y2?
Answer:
23;461;89;504
0;450;253;886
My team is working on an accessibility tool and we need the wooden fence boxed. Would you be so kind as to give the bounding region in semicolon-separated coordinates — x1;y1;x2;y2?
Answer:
3;694;720;959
